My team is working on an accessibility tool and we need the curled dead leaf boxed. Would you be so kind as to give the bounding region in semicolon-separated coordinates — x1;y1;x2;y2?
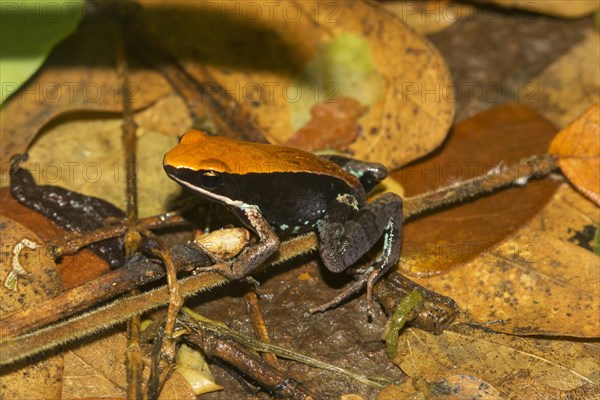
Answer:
194;227;251;260
175;343;223;395
549;103;600;205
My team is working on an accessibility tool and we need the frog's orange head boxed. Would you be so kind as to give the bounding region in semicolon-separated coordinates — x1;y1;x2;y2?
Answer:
164;129;360;201
163;130;232;173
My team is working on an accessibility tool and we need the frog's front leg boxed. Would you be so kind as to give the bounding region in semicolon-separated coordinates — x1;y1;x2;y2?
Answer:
209;206;280;279
311;192;403;315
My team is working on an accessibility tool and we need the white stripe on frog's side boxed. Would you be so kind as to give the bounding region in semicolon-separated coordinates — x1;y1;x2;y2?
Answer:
169;175;255;210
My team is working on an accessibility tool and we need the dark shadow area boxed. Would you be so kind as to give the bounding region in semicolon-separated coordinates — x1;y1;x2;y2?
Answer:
2;1;309;75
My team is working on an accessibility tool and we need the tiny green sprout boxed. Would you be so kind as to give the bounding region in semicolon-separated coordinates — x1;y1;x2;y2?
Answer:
386;289;423;359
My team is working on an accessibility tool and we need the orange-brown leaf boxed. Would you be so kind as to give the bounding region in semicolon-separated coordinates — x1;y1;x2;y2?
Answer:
395;103;559;275
286;97;367;151
549;103;600;205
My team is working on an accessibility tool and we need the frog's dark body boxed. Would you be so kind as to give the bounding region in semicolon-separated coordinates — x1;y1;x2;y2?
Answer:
163;130;403;314
166;167;367;235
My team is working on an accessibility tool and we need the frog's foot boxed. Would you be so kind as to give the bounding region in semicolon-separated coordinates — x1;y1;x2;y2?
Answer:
307;252;396;317
306;267;379;316
313;192;403;317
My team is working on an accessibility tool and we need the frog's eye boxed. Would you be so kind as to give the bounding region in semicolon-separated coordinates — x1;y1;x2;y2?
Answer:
200;170;223;189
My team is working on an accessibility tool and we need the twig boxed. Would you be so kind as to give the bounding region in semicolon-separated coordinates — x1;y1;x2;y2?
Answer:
47;212;189;258
47;155;557;259
0;243;210;337
115;18;143;399
0;234;312;339
186;328;313;399
144;232;183;397
244;288;280;369
403;154;557;219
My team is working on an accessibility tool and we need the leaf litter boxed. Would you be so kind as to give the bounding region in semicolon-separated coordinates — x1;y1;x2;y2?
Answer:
0;1;599;399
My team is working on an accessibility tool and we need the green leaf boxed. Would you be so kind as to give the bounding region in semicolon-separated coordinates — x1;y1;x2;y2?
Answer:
1;0;84;105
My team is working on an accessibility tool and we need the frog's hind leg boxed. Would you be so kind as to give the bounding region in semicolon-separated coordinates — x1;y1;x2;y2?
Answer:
310;192;403;316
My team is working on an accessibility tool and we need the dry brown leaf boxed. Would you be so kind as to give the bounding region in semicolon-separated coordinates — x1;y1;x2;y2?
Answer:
0;216;63;400
395;325;599;397
426;375;502;399
524;30;600;128
61;331;127;399
341;395;366;400
498;369;600;400
549;103;600;205
140;0;454;168
62;330;196;400
377;375;503;400
395;103;559;275
0;19;172;163
134;95;193;138
478;0;599;19
411;183;600;338
377;384;423;400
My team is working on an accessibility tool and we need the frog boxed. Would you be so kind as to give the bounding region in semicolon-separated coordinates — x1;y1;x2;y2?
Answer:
163;130;403;315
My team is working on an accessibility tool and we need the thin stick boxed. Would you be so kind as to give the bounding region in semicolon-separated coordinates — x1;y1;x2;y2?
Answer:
47;212;189;258
186;328;314;399
0;243;210;337
124;22;268;144
244;289;280;368
144;233;183;396
403;155;557;219
115;20;144;399
48;155;557;258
